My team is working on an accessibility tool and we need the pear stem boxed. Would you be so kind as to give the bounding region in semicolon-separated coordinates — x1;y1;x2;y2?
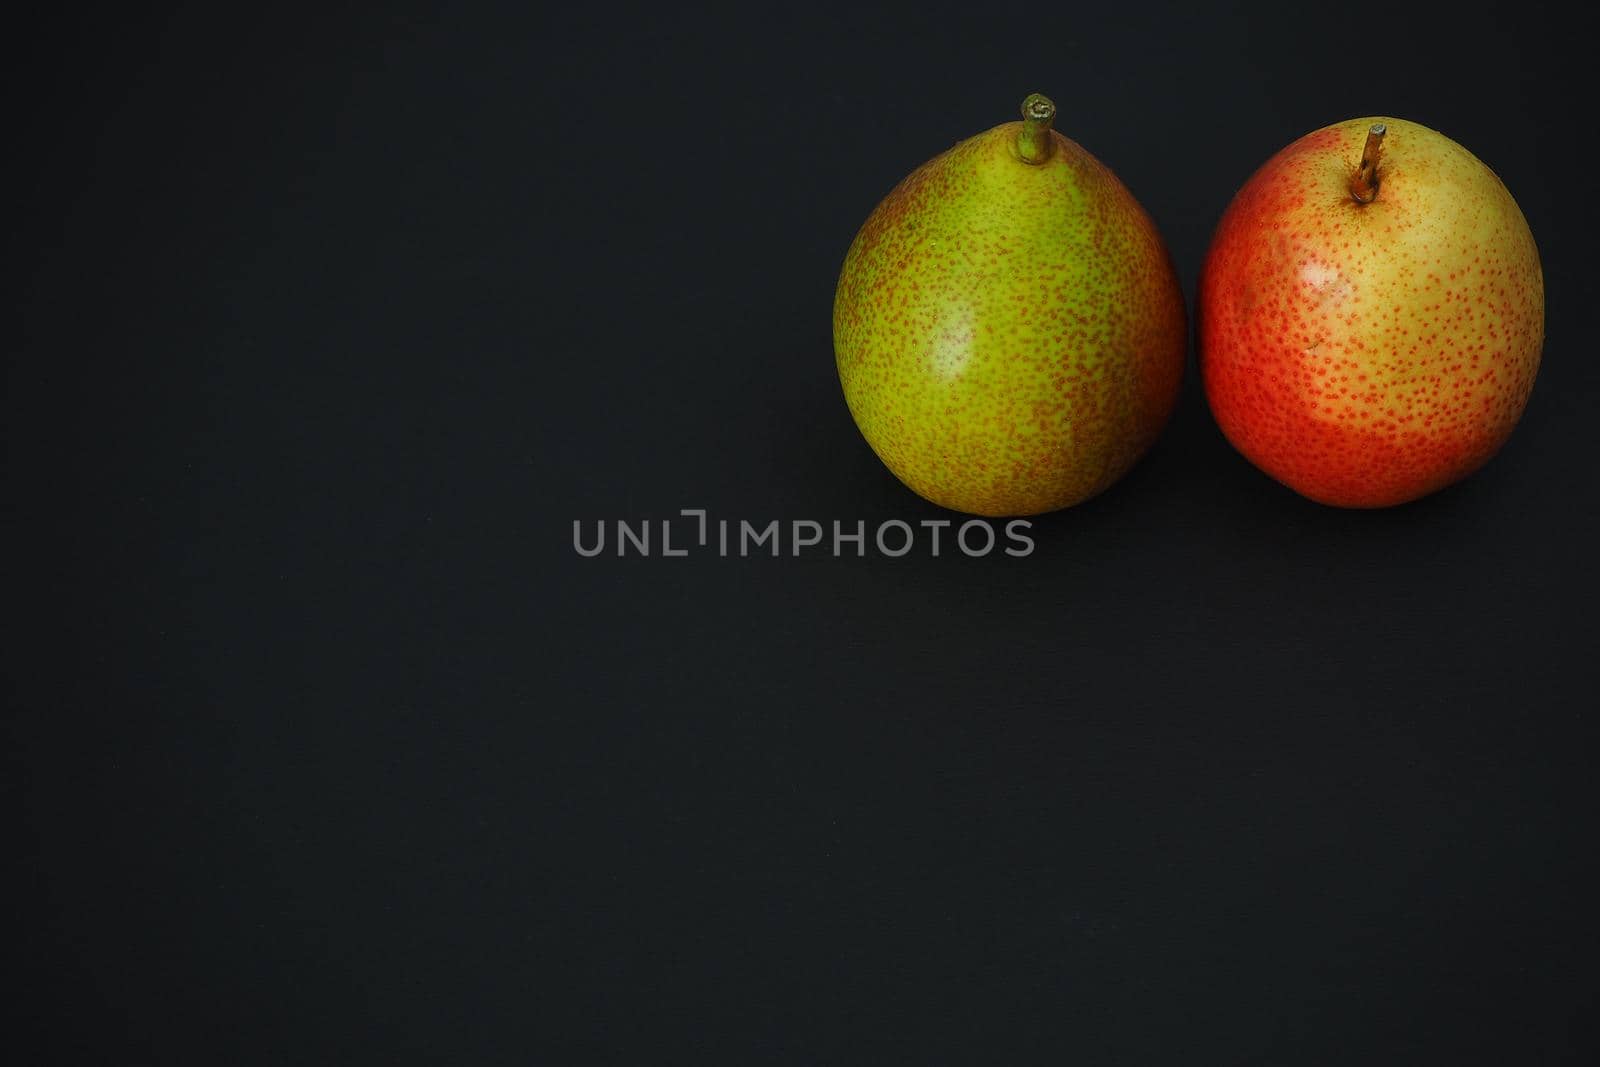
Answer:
1350;123;1387;204
1017;93;1056;164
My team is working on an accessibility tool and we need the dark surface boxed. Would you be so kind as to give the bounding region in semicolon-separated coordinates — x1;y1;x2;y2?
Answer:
10;2;1598;1062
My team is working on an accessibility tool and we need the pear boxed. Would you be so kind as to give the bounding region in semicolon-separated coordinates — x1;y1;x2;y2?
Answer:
833;94;1187;517
1199;118;1544;507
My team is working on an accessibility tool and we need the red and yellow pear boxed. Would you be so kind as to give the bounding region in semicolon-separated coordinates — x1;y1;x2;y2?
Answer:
1199;117;1544;507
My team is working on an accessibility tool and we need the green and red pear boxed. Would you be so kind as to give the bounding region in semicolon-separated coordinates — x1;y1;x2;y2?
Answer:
834;94;1186;517
1199;117;1544;508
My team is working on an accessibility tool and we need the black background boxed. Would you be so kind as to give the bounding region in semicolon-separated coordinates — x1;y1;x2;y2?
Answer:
11;1;1599;1062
